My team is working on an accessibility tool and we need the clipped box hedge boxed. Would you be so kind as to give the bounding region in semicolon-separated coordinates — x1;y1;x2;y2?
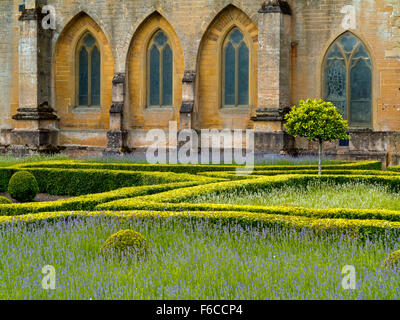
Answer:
387;165;400;172
98;174;400;208
1;209;400;239
0;167;220;195
0;181;205;216
96;174;400;224
14;160;382;173
97;201;400;223
0;159;395;239
198;169;400;180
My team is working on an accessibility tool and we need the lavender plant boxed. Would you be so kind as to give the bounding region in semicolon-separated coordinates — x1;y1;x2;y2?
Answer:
0;216;399;300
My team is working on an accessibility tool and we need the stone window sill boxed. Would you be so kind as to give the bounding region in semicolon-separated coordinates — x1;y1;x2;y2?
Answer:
145;106;175;112
220;106;252;114
72;106;102;113
348;127;373;133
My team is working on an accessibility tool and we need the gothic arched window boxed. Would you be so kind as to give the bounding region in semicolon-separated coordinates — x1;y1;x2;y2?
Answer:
223;28;249;107
324;32;372;127
148;30;173;107
76;33;101;106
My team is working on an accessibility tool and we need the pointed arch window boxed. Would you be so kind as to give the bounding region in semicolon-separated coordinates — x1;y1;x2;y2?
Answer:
324;32;372;127
147;30;173;107
222;28;249;107
76;33;101;106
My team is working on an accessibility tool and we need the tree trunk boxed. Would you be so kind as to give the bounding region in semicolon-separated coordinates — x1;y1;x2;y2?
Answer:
318;139;323;175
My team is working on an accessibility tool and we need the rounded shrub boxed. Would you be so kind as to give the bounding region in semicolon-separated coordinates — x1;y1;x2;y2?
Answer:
8;171;39;203
100;230;149;258
384;250;400;269
0;196;12;204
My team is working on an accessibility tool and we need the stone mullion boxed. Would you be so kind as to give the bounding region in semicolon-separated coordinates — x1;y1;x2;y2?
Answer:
179;70;196;130
10;5;59;155
251;0;294;154
106;72;127;153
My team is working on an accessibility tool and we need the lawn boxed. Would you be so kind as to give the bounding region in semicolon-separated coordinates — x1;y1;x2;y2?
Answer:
0;216;399;300
190;181;400;211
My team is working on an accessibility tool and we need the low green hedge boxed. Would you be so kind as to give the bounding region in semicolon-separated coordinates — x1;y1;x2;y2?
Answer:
97;201;400;223
387;165;400;172
0;167;219;195
15;160;382;173
198;169;399;180
1;209;400;239
98;174;400;208
96;174;400;223
0;181;204;216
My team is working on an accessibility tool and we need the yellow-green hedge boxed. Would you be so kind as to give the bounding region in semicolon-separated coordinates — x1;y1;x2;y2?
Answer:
0;181;204;216
1;209;400;239
97;201;400;223
14;160;382;173
96;174;400;223
98;174;400;208
387;165;400;172
198;169;399;180
0;167;219;195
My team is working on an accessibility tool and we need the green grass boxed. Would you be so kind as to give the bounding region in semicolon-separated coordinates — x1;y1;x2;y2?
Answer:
190;181;400;211
0;216;399;300
0;154;70;167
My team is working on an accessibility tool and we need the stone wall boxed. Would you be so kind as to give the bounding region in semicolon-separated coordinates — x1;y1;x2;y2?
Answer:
0;0;399;161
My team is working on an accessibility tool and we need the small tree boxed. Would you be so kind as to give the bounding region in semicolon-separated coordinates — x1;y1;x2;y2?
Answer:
284;99;349;175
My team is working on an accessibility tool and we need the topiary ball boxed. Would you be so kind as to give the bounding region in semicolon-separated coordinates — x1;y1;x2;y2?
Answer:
8;171;39;203
100;230;149;258
0;196;12;204
384;250;400;269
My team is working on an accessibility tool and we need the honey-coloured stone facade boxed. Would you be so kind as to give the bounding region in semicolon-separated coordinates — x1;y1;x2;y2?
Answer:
0;0;399;164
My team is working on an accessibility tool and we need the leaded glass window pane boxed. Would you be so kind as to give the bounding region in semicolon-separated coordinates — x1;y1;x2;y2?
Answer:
350;59;372;124
155;31;168;46
84;34;96;48
162;44;173;106
340;33;358;58
77;33;101;107
91;46;101;106
238;42;249;105
79;47;89;106
149;45;160;106
325;59;346;118
224;42;235;105
223;28;249;107
324;32;372;127
148;30;173;107
230;29;244;44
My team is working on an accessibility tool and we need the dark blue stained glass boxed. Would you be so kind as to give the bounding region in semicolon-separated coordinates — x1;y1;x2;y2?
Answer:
224;42;235;105
324;32;372;126
91;46;101;106
162;44;173;106
352;44;371;63
149;45;160;106
155;31;168;46
325;59;347;118
238;42;249;105
327;44;344;59
340;33;358;54
84;34;96;48
230;28;244;45
350;59;372;123
79;47;88;106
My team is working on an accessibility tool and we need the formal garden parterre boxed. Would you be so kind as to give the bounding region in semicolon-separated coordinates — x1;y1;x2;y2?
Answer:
2;158;400;299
